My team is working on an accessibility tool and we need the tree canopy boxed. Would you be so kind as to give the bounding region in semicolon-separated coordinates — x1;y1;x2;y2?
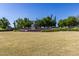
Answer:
0;17;10;29
35;16;56;28
58;16;78;27
13;18;32;29
0;15;79;30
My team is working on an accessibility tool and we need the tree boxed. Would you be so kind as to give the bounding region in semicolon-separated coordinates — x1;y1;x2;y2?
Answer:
15;18;24;29
58;19;64;27
35;17;51;28
13;21;17;29
76;16;79;26
23;18;32;28
52;16;56;27
65;16;78;27
0;17;10;29
58;16;78;28
35;19;42;27
14;18;32;29
35;16;56;28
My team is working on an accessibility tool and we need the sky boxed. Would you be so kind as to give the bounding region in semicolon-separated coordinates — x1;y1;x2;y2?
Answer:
0;3;79;27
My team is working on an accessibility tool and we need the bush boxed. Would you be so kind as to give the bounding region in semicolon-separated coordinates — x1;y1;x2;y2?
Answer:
53;28;59;32
58;27;79;31
41;27;70;32
53;27;70;31
70;27;79;31
59;27;69;31
41;30;52;32
13;29;20;32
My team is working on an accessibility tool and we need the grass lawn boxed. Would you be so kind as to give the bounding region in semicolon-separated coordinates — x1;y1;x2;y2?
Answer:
0;31;79;56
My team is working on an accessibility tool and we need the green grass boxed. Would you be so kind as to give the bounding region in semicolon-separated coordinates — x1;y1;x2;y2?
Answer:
0;32;79;55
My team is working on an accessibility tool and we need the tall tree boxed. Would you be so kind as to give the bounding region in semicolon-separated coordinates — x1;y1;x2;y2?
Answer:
35;19;42;27
23;18;32;28
15;18;24;29
58;16;78;27
65;16;78;27
52;16;56;27
14;18;32;29
35;16;57;28
58;19;64;27
0;17;10;29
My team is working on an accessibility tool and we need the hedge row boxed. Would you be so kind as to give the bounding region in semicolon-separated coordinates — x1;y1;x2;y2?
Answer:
41;27;79;32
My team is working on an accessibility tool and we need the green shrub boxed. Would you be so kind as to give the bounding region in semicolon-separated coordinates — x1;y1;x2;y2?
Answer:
0;28;6;30
53;28;59;32
70;27;79;31
41;30;52;32
59;27;69;31
13;29;20;32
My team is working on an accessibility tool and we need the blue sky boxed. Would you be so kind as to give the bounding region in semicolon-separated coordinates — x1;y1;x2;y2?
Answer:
0;3;79;27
